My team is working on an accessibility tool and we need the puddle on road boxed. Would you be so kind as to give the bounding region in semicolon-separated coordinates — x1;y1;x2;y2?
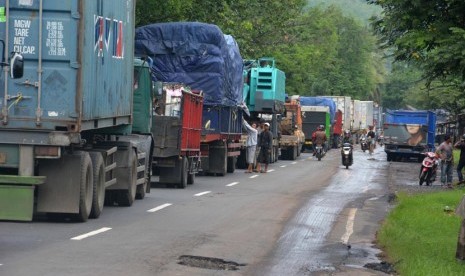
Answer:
266;148;388;275
177;255;246;271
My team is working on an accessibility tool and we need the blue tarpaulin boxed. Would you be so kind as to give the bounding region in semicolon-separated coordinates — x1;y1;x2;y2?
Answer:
134;22;243;106
300;96;337;123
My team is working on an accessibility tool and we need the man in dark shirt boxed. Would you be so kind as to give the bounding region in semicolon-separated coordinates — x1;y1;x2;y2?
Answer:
257;122;273;173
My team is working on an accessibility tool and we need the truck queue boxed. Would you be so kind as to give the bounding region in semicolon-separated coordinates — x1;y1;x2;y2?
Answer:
0;2;381;223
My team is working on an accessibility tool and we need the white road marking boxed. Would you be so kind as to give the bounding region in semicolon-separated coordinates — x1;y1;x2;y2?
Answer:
291;162;297;165
71;227;112;241
280;165;287;168
147;203;172;213
341;208;357;244
226;182;239;187
268;169;275;172
250;174;259;179
194;191;211;197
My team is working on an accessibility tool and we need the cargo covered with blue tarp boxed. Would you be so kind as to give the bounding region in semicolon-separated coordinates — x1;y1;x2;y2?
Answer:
134;22;243;107
299;97;337;123
383;109;437;161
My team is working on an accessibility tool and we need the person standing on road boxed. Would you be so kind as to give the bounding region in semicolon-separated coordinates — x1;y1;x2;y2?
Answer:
367;126;376;154
257;122;273;173
436;134;454;188
454;134;465;184
242;118;258;173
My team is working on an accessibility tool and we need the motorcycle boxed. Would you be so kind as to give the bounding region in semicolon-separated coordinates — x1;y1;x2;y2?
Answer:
360;137;368;152
419;152;438;186
378;135;384;147
315;144;324;161
341;143;353;169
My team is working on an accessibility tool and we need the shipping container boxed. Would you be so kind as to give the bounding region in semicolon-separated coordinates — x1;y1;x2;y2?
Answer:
360;101;374;130
324;96;351;131
0;1;154;222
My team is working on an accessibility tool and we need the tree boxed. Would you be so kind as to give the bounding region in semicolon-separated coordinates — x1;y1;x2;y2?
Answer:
368;0;465;84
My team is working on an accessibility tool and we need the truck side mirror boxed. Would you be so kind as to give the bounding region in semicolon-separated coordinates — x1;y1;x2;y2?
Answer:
10;52;23;79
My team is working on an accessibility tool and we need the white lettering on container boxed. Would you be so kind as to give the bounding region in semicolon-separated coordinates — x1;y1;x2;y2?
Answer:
46;21;66;56
13;19;35;55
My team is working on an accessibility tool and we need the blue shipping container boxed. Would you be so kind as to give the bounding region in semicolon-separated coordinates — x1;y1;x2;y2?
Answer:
0;0;135;135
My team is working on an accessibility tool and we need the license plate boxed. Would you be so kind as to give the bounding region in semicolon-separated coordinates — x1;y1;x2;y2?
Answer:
0;152;6;164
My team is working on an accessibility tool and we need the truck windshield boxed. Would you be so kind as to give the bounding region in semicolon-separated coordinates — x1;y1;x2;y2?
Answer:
383;124;427;146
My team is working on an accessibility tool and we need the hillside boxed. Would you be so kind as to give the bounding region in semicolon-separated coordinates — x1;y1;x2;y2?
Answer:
307;0;382;24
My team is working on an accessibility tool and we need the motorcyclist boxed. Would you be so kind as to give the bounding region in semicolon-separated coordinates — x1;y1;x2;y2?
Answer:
341;130;354;164
314;125;327;153
342;130;353;145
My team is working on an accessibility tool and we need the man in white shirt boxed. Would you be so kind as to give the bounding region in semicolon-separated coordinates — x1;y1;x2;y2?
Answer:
242;119;258;173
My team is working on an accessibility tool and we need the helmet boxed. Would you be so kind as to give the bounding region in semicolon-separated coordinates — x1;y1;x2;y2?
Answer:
344;130;350;136
319;125;325;131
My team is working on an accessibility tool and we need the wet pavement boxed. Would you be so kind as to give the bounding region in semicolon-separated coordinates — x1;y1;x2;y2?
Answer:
263;146;394;275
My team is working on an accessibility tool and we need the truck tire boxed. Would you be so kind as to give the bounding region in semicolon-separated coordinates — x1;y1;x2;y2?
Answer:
236;148;247;169
116;151;137;206
89;152;105;219
291;146;297;160
136;179;146;199
178;156;188;189
76;152;93;222
187;171;195;185
227;156;236;173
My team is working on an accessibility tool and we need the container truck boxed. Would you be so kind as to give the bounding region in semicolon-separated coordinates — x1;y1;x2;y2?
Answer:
383;110;437;162
135;22;243;176
324;96;352;131
360;101;374;130
150;83;203;188
0;0;154;222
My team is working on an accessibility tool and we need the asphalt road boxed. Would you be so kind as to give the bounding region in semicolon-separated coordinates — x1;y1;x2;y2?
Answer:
0;145;420;276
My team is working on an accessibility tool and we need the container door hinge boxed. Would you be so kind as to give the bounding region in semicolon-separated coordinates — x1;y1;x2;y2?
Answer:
71;12;80;19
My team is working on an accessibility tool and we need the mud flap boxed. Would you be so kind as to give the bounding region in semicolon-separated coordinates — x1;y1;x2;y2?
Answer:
37;153;83;213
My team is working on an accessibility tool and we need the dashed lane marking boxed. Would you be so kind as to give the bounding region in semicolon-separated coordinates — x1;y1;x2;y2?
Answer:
341;208;357;244
291;162;297;165
250;175;259;179
194;191;211;197
280;165;287;168
267;169;275;172
71;227;112;241
147;203;172;213
226;182;239;187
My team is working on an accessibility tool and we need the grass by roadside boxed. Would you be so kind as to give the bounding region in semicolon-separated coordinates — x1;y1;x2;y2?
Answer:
377;188;465;275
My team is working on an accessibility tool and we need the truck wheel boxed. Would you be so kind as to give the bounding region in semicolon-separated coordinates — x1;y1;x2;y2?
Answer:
136;180;146;199
291;146;297;160
236;148;247;169
187;172;195;185
117;151;137;206
76;152;93;222
178;157;188;189
227;156;236;173
89;152;105;219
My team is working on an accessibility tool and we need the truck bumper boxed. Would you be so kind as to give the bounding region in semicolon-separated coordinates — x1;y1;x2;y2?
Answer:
0;175;45;221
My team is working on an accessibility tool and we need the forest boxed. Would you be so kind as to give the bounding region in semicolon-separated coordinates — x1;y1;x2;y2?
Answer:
135;0;465;116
